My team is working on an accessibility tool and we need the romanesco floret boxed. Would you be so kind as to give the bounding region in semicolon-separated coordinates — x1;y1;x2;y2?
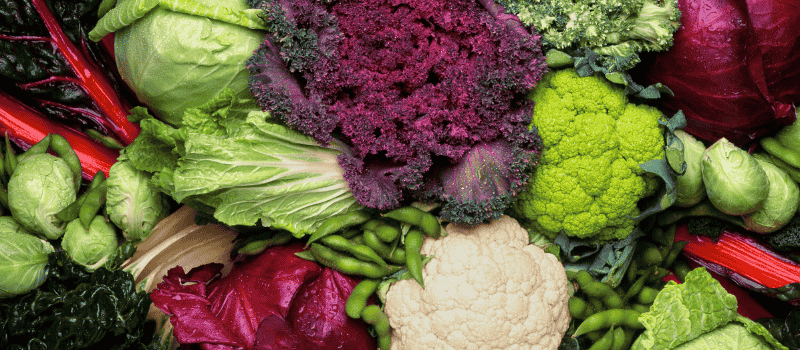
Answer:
498;0;681;73
513;69;665;242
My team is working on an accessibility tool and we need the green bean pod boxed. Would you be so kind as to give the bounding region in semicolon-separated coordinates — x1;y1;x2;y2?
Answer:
320;234;388;268
361;219;401;242
361;305;391;350
587;326;615;350
573;309;644;337
363;229;406;264
382;206;442;238
309;243;402;279
404;229;425;287
345;279;380;319
306;210;372;247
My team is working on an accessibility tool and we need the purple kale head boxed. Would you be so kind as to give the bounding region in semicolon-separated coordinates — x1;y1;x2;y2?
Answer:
247;0;547;224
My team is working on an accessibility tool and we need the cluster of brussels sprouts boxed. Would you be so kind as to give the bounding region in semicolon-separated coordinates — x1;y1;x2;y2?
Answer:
665;131;800;234
0;134;168;299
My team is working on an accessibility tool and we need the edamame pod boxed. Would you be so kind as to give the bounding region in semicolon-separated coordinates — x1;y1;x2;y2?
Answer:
383;206;442;238
361;305;391;350
321;234;388;268
576;271;624;309
309;243;402;278
50;134;82;191
404;229;425;287
306;210;372;247
78;183;107;229
361;219;401;242
345;279;380;319
363;229;406;264
587;326;615;350
573;309;643;337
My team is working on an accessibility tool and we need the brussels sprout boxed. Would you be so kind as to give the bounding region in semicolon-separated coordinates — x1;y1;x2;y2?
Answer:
674;130;707;207
742;159;800;233
701;138;770;216
106;152;168;241
61;217;119;268
8;153;78;239
109;1;266;125
0;227;55;298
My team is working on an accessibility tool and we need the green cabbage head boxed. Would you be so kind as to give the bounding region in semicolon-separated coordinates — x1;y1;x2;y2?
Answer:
0;221;54;298
89;0;268;126
8;153;77;239
106;152;168;241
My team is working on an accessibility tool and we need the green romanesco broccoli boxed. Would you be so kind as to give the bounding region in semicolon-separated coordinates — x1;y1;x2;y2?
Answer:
497;0;681;73
512;68;665;242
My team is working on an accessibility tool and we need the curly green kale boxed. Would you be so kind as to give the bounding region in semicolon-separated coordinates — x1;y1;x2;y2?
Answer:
512;68;666;242
499;0;681;73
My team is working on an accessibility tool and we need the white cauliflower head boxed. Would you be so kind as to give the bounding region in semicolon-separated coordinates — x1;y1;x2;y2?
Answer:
384;215;571;350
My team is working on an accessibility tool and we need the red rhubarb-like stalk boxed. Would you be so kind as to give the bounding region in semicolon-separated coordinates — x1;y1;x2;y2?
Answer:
0;91;119;178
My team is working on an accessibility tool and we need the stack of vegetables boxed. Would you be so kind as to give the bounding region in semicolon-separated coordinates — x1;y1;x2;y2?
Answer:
1;0;800;349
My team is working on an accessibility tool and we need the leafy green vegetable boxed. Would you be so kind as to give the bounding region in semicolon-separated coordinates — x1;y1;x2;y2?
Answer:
61;217;120;269
0;225;54;298
124;90;363;237
702;138;770;216
0;251;161;349
106;152;168;241
89;0;268;126
7;153;78;240
632;267;788;350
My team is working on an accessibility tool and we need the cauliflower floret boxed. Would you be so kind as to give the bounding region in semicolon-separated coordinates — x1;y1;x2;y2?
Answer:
513;68;665;242
383;216;571;350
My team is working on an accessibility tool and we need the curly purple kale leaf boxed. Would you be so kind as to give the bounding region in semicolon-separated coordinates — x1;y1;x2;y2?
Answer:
247;0;547;224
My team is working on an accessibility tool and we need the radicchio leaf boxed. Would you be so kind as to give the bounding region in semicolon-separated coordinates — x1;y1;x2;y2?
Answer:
150;242;376;350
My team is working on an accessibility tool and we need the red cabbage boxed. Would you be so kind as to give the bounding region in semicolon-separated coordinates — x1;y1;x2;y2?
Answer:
635;0;800;146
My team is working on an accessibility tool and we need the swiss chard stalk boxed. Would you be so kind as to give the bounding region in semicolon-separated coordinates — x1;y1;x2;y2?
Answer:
0;90;119;179
676;223;800;305
0;0;140;145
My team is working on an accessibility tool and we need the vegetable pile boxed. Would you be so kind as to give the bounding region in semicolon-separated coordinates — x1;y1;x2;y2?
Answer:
3;0;800;349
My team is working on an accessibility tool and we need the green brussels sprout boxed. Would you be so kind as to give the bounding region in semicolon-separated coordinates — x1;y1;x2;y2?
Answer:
61;217;119;268
8;153;78;239
742;159;800;233
674;130;707;207
0;226;55;298
106;152;168;241
701;138;770;216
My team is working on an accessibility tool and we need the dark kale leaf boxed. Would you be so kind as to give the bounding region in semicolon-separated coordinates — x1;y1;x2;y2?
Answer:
0;251;163;350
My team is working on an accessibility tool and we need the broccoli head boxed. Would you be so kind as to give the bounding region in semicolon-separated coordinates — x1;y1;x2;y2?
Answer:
512;68;666;242
499;0;681;73
247;0;547;224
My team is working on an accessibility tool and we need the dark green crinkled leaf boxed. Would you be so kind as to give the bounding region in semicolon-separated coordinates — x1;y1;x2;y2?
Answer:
0;251;164;350
554;228;643;287
566;48;674;99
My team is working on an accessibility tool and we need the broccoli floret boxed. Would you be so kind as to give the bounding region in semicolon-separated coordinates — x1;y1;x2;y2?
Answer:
512;68;666;242
501;0;681;73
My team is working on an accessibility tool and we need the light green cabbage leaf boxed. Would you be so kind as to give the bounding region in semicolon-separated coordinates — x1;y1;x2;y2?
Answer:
123;90;362;237
632;267;788;350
